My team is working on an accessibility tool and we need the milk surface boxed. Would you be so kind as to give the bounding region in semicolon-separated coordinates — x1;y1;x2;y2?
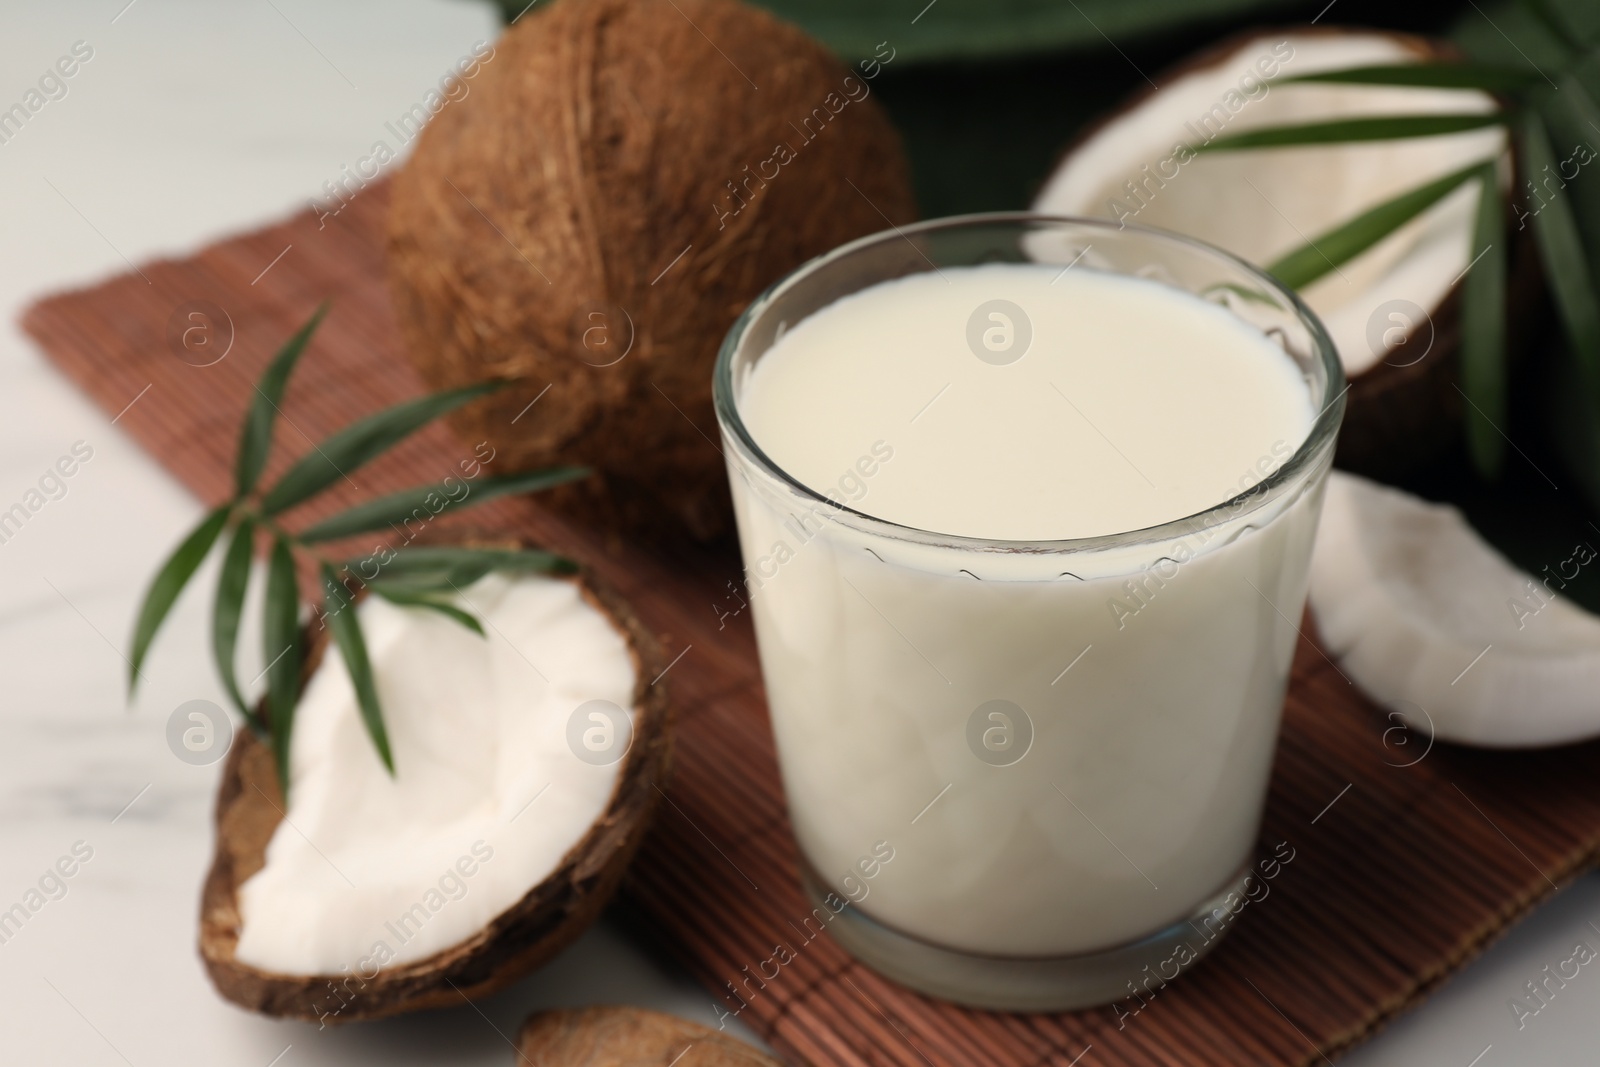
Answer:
740;264;1313;541
728;264;1328;957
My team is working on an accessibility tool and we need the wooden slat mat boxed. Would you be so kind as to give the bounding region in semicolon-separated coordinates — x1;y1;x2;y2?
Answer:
23;180;1600;1066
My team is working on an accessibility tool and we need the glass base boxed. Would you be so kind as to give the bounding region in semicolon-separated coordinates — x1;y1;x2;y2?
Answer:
800;859;1254;1012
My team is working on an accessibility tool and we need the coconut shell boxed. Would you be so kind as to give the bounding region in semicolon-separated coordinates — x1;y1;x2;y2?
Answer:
519;1006;783;1066
1036;26;1539;479
198;568;672;1022
387;0;918;541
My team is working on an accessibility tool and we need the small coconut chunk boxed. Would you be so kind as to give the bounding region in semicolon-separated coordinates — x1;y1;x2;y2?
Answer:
233;572;636;974
1310;471;1600;747
520;1006;781;1066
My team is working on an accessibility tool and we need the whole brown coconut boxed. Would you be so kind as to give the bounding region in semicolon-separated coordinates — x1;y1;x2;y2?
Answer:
388;0;918;541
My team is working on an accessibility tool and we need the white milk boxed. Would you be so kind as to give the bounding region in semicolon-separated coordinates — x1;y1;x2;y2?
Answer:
728;263;1325;957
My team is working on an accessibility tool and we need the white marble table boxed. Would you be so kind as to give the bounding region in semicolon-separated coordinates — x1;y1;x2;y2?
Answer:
0;2;1596;1063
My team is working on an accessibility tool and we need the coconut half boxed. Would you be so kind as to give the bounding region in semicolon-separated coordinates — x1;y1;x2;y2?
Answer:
520;1006;782;1066
199;567;671;1021
1033;28;1525;474
1309;470;1600;748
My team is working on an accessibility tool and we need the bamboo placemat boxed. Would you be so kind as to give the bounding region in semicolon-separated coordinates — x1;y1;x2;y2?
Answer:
23;180;1600;1066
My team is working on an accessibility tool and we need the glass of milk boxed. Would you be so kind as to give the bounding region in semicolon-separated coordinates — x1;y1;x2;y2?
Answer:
713;214;1342;1011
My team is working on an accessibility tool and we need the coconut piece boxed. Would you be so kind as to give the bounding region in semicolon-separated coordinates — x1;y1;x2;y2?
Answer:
1032;28;1535;476
199;568;671;1021
520;1006;781;1066
1309;470;1600;747
387;0;918;542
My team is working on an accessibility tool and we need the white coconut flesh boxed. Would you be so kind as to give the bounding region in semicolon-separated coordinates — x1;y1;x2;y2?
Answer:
1033;31;1506;377
233;572;636;974
1310;471;1600;747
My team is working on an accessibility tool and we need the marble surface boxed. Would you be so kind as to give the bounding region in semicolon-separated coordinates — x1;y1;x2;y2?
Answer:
0;1;1596;1063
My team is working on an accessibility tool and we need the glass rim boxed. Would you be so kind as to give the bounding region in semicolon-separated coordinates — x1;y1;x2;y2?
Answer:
712;211;1345;555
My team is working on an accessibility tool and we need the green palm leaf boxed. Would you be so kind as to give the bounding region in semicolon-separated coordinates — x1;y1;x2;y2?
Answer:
1266;159;1493;290
1278;63;1539;91
263;535;302;791
321;564;395;774
1538;78;1600;270
212;517;256;722
1460;165;1509;477
261;381;504;516
494;0;1319;65
1521;110;1600;402
128;506;229;694
367;583;486;637
1201;113;1506;152
353;546;577;589
299;467;588;543
235;305;326;498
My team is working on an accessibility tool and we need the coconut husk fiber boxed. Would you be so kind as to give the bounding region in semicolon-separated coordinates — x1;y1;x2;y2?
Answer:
388;0;918;541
